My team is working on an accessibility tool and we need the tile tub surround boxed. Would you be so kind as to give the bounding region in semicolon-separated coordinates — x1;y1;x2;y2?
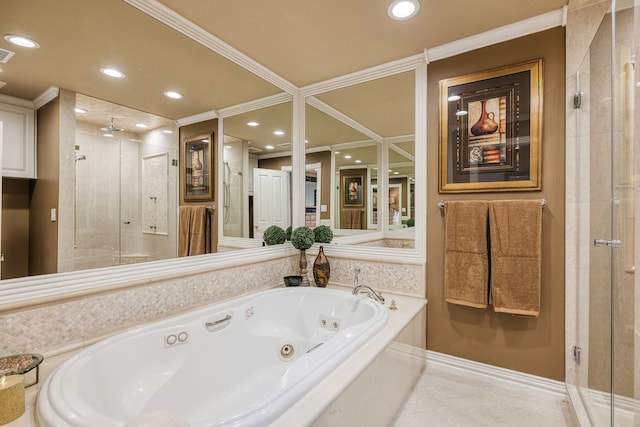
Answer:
6;288;426;427
269;290;427;427
0;256;292;356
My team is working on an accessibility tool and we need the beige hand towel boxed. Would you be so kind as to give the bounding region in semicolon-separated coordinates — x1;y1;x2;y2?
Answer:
444;201;490;308
178;206;192;257
489;200;542;317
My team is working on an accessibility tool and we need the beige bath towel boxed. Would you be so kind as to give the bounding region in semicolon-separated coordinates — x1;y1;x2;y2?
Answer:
489;200;542;317
443;201;490;308
340;209;363;229
179;206;213;257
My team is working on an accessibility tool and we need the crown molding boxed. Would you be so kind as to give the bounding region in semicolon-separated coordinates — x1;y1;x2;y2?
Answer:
33;86;60;109
0;93;34;108
176;110;217;127
300;53;425;97
425;7;565;63
217;92;292;118
306;96;383;143
123;0;297;94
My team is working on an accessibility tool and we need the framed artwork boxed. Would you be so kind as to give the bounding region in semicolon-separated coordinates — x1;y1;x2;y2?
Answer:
439;59;542;193
343;175;364;207
184;133;213;201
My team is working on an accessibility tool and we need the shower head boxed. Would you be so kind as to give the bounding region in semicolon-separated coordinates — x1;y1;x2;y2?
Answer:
101;117;123;132
75;154;87;162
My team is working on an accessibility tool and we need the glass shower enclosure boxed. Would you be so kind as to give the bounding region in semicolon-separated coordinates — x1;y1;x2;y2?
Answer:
74;123;178;270
570;1;639;425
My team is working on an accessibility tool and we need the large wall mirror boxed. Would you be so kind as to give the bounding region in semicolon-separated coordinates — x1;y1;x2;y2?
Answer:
1;0;425;302
0;0;286;280
304;70;416;248
219;97;293;245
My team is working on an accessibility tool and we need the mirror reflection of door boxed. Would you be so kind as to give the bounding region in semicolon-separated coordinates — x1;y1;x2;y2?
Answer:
252;168;290;240
305;164;322;228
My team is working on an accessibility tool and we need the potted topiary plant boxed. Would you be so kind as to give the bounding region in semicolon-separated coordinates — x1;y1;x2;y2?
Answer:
290;226;315;286
312;225;333;287
263;225;286;246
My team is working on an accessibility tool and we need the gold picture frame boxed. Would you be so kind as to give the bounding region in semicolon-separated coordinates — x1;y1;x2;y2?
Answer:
183;133;214;201
439;59;542;193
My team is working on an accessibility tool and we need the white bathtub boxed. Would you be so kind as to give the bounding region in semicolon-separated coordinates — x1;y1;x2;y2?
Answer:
37;287;388;427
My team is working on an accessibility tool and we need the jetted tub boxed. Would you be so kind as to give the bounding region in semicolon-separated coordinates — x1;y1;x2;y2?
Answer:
37;287;388;427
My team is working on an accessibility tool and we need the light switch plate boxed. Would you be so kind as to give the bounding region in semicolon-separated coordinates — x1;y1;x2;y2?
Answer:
50;208;57;222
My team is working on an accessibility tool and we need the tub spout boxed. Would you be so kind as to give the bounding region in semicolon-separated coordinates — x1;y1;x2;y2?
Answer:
352;285;385;304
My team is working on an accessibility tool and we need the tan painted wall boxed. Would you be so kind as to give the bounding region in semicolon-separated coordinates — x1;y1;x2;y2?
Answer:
179;119;218;251
1;178;30;279
426;28;566;381
29;99;60;276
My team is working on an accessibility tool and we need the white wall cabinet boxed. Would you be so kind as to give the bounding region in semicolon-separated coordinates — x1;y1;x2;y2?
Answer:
0;102;35;178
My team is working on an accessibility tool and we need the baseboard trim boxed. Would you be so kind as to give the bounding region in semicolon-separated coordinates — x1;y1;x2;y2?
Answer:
426;350;566;399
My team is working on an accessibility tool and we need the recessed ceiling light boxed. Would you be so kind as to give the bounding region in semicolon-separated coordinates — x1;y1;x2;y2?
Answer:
344;155;352;159
388;0;420;20
247;121;260;127
74;107;88;114
164;91;183;99
355;160;362;164
394;171;400;175
273;130;285;136
4;34;39;48
265;145;275;150
456;110;468;116
162;129;173;134
103;133;114;138
100;68;125;78
136;123;148;128
448;95;461;102
304;139;309;143
224;145;232;149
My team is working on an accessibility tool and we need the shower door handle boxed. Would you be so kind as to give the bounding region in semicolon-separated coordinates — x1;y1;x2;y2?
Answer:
594;239;621;248
123;221;130;225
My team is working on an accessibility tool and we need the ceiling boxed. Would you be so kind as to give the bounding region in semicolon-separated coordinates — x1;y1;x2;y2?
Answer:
0;0;568;149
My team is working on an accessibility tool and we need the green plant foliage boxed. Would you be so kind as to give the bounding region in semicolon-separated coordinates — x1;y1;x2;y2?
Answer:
313;225;333;243
263;225;286;245
406;218;415;227
290;226;315;250
285;226;292;241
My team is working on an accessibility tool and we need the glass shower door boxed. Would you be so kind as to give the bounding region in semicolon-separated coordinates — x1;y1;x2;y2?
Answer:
573;2;639;425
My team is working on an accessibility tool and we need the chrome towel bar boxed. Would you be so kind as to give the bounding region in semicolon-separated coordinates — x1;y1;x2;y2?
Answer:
438;199;547;210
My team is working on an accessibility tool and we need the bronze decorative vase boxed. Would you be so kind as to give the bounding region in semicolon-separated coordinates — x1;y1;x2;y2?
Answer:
299;249;310;286
313;246;330;287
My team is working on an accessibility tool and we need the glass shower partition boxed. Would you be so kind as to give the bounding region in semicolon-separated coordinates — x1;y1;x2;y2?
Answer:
74;125;178;270
572;1;639;425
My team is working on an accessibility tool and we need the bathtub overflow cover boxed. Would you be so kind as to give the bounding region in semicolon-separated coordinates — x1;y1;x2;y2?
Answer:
279;343;295;361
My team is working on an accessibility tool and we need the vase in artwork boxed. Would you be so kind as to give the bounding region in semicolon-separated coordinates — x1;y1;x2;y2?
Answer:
312;246;330;288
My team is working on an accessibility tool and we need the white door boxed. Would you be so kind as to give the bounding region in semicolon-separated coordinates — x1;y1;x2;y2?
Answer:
253;168;290;239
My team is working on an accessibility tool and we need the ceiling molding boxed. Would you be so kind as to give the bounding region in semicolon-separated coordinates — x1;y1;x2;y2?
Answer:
176;110;217;127
0;93;35;109
306;96;383;144
33;86;60;109
300;53;425;97
387;141;414;162
425;7;565;63
217;92;292;118
123;0;297;94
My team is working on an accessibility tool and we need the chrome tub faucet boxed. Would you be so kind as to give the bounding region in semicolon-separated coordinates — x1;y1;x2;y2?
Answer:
351;267;385;304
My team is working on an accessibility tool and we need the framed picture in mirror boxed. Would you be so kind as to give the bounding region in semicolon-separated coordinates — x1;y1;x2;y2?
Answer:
184;134;213;201
439;59;542;193
343;175;364;207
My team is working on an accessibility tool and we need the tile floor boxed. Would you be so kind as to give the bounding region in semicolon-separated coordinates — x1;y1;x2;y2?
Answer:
392;361;575;427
